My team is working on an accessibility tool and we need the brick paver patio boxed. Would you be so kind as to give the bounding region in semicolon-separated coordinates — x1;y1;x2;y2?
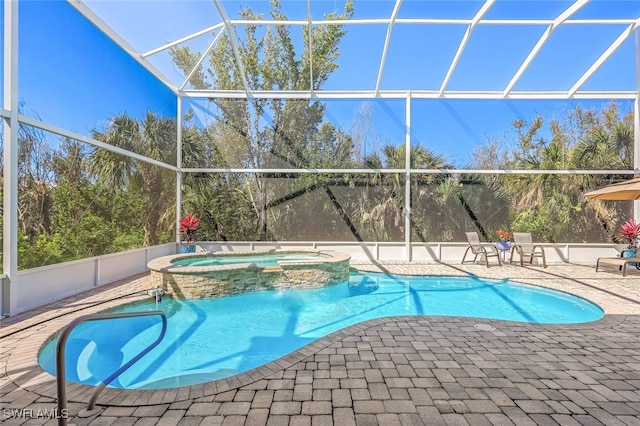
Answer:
1;262;639;425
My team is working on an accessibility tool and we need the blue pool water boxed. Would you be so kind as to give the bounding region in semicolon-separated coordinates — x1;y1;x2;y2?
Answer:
39;272;603;390
172;253;323;267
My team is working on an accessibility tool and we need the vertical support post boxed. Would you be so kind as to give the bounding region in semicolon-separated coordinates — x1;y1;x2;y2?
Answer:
634;29;640;222
93;259;99;287
3;0;19;316
307;0;314;94
176;96;183;248
404;93;412;261
634;97;639;223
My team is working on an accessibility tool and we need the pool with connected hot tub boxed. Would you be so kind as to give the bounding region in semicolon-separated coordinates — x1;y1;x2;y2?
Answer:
146;249;351;298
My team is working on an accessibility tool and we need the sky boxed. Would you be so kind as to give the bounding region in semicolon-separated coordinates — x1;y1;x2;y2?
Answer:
4;0;640;167
12;1;176;136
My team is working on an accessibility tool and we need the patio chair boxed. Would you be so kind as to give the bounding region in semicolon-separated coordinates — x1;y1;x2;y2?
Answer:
596;252;640;276
509;232;547;268
461;232;501;267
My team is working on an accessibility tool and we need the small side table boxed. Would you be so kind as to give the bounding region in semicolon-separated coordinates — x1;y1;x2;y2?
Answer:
495;241;511;263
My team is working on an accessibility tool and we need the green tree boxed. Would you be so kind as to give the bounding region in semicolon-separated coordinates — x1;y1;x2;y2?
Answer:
89;111;178;246
17;123;55;241
49;181;145;259
500;116;587;241
179;114;259;241
13;135;150;269
471;102;634;243
572;102;635;242
362;144;460;241
170;0;354;240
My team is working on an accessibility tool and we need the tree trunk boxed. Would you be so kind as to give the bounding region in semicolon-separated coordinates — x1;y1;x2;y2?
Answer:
143;171;163;246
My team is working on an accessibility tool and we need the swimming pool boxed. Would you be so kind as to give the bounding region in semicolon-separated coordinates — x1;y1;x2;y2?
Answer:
39;272;603;390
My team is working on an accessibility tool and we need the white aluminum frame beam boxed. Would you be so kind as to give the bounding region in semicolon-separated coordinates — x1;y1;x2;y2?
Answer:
504;0;589;97
3;0;19;316
307;0;314;94
634;30;640;221
375;0;402;95
19;115;180;172
67;0;179;94
181;167;635;176
439;0;495;96
142;23;225;58
212;0;252;98
179;30;225;91
635;98;640;220
222;18;638;26
569;19;640;97
404;94;411;261
181;89;638;100
176;97;184;244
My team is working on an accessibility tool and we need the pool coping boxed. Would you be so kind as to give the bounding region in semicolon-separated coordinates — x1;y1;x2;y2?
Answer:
147;248;351;274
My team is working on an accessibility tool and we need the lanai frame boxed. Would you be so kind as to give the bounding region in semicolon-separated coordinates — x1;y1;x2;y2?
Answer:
2;0;640;316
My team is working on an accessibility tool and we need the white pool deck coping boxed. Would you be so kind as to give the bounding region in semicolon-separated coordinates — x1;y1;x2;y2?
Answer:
1;261;639;425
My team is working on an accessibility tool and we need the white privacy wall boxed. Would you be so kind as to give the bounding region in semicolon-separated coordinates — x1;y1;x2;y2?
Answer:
198;241;619;264
11;243;176;315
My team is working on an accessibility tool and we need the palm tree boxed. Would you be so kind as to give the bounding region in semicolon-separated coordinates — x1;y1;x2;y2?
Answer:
573;120;633;171
572;118;635;242
497;108;634;243
89;111;177;246
499;120;584;241
361;144;459;241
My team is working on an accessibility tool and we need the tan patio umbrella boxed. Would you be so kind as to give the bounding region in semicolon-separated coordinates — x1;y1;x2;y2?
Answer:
584;176;640;200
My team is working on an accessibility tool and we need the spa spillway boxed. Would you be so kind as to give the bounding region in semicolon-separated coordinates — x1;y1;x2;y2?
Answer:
147;249;351;298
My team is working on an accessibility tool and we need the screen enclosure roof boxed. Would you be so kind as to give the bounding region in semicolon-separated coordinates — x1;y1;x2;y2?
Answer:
72;0;640;99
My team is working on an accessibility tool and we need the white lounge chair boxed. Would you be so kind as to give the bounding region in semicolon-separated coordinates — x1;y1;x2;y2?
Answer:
596;252;640;276
461;232;501;267
510;232;547;268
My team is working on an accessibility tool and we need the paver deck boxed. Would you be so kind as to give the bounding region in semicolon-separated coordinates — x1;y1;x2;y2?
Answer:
1;262;639;425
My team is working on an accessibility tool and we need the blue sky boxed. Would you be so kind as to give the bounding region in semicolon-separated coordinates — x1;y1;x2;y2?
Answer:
13;1;176;136
6;0;640;166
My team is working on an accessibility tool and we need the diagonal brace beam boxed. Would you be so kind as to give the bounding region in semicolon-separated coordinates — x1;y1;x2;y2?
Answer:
212;0;252;97
503;0;589;96
375;0;402;95
569;19;640;97
439;0;495;96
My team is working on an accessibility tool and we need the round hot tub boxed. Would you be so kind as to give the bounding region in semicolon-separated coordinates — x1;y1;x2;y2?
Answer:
147;249;351;299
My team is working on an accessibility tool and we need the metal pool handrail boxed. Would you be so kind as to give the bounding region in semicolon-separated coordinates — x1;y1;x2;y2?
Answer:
55;310;167;426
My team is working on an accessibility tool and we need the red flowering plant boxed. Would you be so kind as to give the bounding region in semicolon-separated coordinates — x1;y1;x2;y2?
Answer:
496;229;510;242
180;214;200;244
617;218;640;248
